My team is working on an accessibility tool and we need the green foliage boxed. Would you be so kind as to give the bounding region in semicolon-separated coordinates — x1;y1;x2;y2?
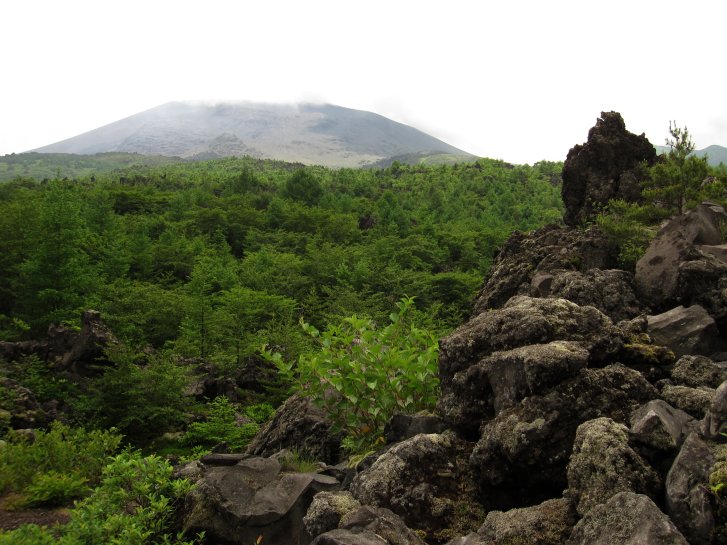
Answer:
595;200;656;269
0;451;201;545
643;122;710;215
86;348;191;440
282;169;324;205
264;297;439;451
182;397;260;451
278;450;320;473
0;422;121;505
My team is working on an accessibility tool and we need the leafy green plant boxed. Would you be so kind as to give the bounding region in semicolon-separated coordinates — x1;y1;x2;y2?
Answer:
263;297;439;452
0;422;121;501
595;200;656;269
0;451;202;545
182;396;259;451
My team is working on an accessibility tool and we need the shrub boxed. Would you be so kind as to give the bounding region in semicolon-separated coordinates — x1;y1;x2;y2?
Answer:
182;396;259;451
0;451;201;545
0;422;121;503
263;297;439;452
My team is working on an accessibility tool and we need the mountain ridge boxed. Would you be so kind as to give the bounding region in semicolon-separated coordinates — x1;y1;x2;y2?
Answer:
32;101;477;168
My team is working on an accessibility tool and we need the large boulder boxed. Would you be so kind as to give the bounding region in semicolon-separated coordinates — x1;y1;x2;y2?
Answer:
303;491;361;539
671;355;727;388
246;394;342;465
469;365;657;509
566;417;661;516
660;383;715;419
439;297;623;434
537;269;644;323
567;492;688;545
182;456;339;545
349;432;482;543
561;111;657;227
665;433;717;545
476;497;576;545
701;380;727;440
647;305;723;358
629;399;694;464
0;377;48;429
635;202;727;317
443;341;589;428
310;506;426;545
472;225;618;313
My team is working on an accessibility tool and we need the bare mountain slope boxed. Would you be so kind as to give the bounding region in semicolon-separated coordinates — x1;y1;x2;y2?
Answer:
34;102;476;167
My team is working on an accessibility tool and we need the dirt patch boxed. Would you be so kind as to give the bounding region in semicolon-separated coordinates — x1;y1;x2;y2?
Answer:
0;506;70;531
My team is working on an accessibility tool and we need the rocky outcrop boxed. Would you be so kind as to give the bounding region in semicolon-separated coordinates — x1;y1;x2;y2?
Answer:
566;417;661;516
629;399;694;464
561;111;657;226
665;433;717;545
660;383;715;419
477;498;576;545
310;506;426;545
567;492;689;545
647;305;724;358
469;365;656;509
349;432;480;543
182;456;339;545
671;355;727;388
304;491;361;538
472;225;618;313
0;377;48;429
635;202;727;319
246;394;342;465
701;380;727;440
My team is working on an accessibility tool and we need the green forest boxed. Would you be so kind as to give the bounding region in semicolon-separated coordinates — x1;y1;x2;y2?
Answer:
2;136;727;543
0;155;566;543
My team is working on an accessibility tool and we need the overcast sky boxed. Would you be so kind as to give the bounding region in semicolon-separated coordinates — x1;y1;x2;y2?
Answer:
2;0;725;164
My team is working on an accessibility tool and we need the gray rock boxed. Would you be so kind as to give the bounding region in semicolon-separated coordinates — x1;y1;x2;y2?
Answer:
439;296;623;434
630;399;694;456
566;418;661;516
470;365;657;510
350;432;480;542
447;341;588;426
477;498;576;545
567;492;688;545
303;491;361;538
561;111;657;227
472;225;618;314
311;506;425;545
543;269;644;323
635;202;727;315
647;305;722;358
672;354;727;388
660;383;715;419
701;380;727;440
246;394;342;465
384;412;445;444
182;456;339;545
665;433;716;545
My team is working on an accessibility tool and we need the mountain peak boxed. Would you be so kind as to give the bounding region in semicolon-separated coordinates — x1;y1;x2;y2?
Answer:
33;102;476;167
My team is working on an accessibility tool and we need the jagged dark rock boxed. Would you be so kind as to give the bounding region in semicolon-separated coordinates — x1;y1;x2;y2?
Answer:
469;365;657;510
349;432;481;543
472;225;618;313
701;380;727;440
635;202;727;319
55;310;118;375
182;456;339;545
672;355;727;389
629;399;694;466
567;492;688;545
310;506;426;545
303;491;361;539
647;304;724;358
561;111;657;226
476;498;577;545
566;417;661;517
383;412;445;444
246;394;342;465
665;433;717;545
0;377;48;429
660;383;715;419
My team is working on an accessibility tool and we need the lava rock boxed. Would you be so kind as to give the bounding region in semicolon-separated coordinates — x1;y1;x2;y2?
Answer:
647;305;722;358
